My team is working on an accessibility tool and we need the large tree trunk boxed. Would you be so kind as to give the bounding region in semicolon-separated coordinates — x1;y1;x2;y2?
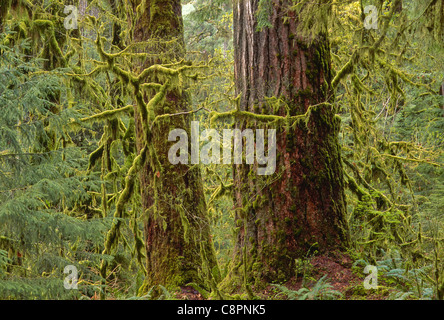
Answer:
222;0;350;290
129;0;219;292
440;82;444;112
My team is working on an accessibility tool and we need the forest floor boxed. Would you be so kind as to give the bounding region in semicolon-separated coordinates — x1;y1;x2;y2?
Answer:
257;253;393;300
174;252;394;300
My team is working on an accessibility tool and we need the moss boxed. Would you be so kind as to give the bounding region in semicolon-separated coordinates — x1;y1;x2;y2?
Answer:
294;228;302;238
251;262;262;274
331;53;357;89
33;19;67;67
296;88;313;100
276;230;286;244
87;145;104;171
252;196;262;210
81;105;134;123
296;38;308;51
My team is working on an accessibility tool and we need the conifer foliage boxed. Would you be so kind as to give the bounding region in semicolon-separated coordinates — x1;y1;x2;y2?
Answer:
0;34;108;299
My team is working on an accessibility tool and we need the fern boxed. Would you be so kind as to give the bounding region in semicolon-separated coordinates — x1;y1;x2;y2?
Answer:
272;275;343;300
376;251;438;300
127;285;174;300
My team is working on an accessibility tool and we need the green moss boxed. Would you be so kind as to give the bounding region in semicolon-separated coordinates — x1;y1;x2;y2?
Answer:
296;88;313;99
276;230;286;244
33;19;67;67
252;262;262;273
294;228;302;238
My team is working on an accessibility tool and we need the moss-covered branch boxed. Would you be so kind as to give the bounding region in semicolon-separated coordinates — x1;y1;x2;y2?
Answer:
33;19;67;67
150;106;208;130
375;56;435;93
99;146;148;292
115;147;147;220
80;105;134;123
374;152;442;167
332;52;357;89
209;102;330;128
210;109;293;126
87;145;104;171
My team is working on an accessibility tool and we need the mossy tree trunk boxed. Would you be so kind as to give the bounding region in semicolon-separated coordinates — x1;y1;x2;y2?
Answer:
222;0;350;290
440;81;444;111
129;0;219;291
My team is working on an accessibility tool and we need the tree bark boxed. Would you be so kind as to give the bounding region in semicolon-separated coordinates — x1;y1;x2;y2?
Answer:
440;81;444;112
222;0;350;290
129;0;219;292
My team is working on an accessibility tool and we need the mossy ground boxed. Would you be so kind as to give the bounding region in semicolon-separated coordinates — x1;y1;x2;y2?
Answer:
140;252;401;300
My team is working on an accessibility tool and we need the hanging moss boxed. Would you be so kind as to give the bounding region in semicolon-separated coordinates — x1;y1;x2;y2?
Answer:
33;19;67;67
332;52;357;89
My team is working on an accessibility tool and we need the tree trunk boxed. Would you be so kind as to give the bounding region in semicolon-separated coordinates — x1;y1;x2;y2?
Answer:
222;0;350;290
440;82;444;112
129;0;219;292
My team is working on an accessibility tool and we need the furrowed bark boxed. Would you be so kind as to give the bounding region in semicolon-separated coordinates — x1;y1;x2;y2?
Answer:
222;0;350;290
129;0;219;292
